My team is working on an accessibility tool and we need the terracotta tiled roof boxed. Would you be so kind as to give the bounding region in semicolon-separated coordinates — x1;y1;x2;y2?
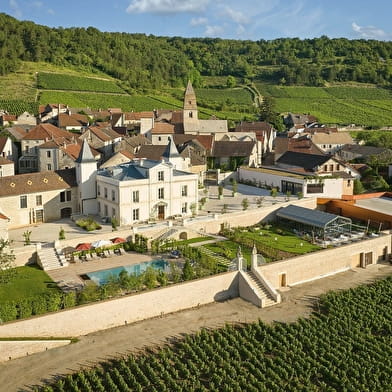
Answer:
1;115;17;121
22;123;74;141
120;150;135;160
125;111;154;121
135;145;166;161
151;122;175;134
171;110;184;124
87;126;122;141
195;135;213;151
6;126;27;140
58;113;89;128
0;137;8;152
0;169;77;197
0;157;14;165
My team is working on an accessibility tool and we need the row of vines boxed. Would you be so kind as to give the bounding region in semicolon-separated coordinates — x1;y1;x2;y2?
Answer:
0;100;38;115
36;275;392;391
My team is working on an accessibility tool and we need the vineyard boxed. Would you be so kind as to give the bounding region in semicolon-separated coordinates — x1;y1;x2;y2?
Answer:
0;100;38;115
37;73;125;94
257;83;392;127
36;275;392;392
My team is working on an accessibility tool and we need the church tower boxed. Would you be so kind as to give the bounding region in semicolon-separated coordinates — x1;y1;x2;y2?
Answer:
184;80;198;120
76;140;97;215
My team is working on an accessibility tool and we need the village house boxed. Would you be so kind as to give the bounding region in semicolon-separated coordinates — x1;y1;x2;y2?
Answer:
79;125;122;160
0;168;77;228
19;124;76;174
57;112;89;132
0;136;18;163
0;157;15;177
338;144;392;162
309;131;353;155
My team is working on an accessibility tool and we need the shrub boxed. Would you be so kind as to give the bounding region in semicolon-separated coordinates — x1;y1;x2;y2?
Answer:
63;292;77;308
18;298;33;319
0;301;18;322
76;217;102;231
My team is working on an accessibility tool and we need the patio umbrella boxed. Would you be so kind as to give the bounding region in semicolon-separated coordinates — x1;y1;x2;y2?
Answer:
91;239;112;248
75;243;91;251
111;237;126;244
62;246;76;255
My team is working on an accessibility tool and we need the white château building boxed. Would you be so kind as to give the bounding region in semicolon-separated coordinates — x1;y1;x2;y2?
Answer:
94;138;198;225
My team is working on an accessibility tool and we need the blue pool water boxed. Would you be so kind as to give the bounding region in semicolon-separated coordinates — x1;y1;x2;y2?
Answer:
86;259;168;285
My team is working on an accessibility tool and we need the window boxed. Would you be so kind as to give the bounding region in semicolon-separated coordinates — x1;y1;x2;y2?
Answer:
182;202;187;213
20;195;27;209
133;190;139;203
336;164;340;171
46;151;51;158
158;187;164;199
111;190;115;201
133;208;139;221
60;190;72;202
112;208;116;217
158;171;164;181
158;136;161;141
104;187;108;198
329;164;334;172
323;165;328;171
47;164;52;171
98;202;101;212
36;195;42;206
181;185;188;196
281;180;303;195
307;183;324;194
347;179;351;187
104;204;108;216
97;185;101;196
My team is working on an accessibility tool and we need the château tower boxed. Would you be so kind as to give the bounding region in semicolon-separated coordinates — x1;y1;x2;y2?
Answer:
75;140;97;215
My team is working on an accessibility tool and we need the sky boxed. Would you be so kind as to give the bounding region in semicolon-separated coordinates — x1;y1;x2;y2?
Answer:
2;0;392;41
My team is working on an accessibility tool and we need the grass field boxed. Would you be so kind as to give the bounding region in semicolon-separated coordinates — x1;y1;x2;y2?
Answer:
38;72;125;93
0;265;59;303
256;83;392;127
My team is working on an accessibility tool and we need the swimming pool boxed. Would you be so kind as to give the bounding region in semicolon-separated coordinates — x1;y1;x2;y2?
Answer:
85;259;168;285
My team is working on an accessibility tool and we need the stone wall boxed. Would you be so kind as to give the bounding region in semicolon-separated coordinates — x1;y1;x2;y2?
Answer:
0;271;238;338
258;234;391;288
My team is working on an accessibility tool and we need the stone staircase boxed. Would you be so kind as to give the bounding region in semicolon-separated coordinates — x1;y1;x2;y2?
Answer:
37;248;68;271
245;270;277;307
154;228;178;242
199;246;236;270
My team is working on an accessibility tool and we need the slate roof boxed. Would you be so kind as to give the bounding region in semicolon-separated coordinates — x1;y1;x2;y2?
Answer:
277;205;350;229
340;144;391;157
76;140;96;164
274;135;325;156
211;141;255;158
277;151;331;171
235;121;273;134
135;145;166;161
0;169;77;197
86;126;122;141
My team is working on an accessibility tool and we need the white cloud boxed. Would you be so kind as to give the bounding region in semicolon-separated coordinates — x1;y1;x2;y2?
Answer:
126;0;210;14
190;17;208;26
236;24;245;36
352;22;392;40
32;1;43;7
204;24;224;37
9;0;22;18
47;8;55;15
222;6;249;24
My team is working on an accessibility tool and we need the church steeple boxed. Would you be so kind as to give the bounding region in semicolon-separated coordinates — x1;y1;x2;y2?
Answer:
183;80;198;120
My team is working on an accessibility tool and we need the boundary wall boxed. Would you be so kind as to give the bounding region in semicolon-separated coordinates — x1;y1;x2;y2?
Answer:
0;271;238;338
258;234;391;289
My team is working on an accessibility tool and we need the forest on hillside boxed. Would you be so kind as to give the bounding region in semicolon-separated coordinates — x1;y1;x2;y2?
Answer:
2;13;392;90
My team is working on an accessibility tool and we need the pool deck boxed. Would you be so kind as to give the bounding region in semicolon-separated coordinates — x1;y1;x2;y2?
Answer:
47;251;156;289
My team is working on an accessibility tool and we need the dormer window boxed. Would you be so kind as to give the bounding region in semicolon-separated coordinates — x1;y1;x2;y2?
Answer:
189;112;193;118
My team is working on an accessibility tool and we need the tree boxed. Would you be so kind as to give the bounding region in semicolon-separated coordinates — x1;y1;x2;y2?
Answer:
256;196;264;208
232;180;238;196
0;239;16;283
353;179;365;194
190;203;197;217
58;227;65;240
218;185;224;199
226;75;236;88
182;260;194;281
242;198;249;210
23;230;32;246
111;217;119;231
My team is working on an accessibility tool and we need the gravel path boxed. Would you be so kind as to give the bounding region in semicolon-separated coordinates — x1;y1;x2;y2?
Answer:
1;263;391;392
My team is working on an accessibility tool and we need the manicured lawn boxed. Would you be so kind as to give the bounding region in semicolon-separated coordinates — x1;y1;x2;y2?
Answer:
0;265;60;303
233;226;321;255
204;240;253;265
174;236;213;246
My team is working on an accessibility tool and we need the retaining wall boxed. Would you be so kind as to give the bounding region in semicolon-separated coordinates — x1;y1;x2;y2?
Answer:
0;271;238;338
